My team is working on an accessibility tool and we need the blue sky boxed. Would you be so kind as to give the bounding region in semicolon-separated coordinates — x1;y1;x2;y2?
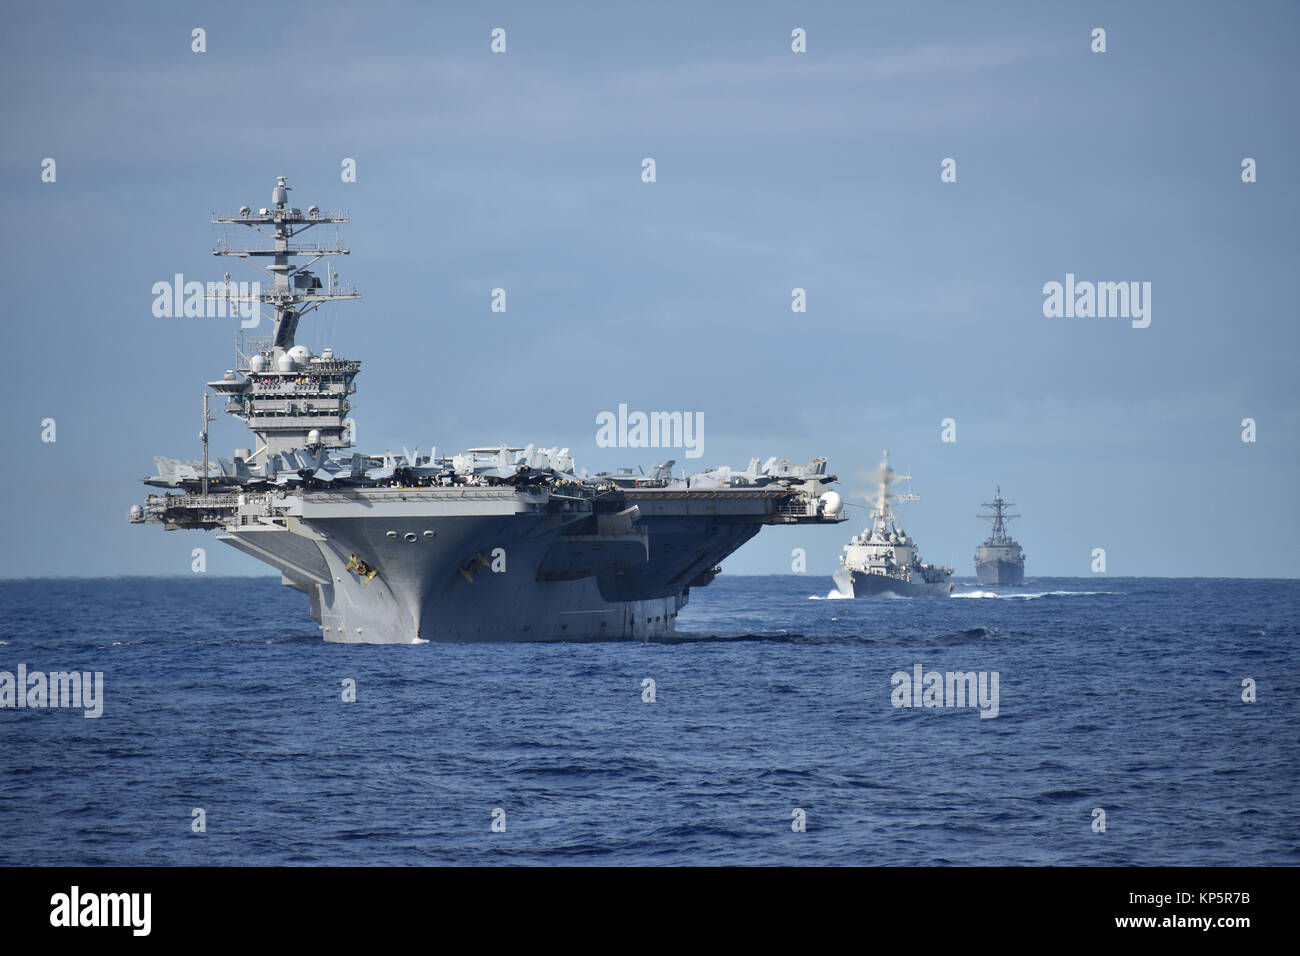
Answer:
1;0;1296;578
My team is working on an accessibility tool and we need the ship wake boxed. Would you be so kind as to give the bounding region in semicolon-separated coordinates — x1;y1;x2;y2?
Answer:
951;589;1119;600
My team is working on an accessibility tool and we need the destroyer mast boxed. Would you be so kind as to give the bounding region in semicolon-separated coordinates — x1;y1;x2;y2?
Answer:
866;452;918;540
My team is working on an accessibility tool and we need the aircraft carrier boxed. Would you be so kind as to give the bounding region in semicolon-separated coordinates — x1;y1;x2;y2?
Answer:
130;177;847;643
974;488;1025;585
831;452;953;598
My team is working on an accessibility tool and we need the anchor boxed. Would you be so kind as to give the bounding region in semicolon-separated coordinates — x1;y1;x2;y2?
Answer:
458;551;491;584
345;553;378;583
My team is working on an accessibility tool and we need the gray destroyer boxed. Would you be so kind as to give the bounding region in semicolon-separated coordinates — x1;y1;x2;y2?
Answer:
974;488;1025;585
130;177;847;643
831;453;953;598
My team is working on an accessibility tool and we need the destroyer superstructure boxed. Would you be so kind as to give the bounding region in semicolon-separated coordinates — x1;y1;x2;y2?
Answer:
974;488;1025;585
131;178;847;643
831;452;953;598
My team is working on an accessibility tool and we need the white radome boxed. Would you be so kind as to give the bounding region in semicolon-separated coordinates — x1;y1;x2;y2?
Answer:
287;345;312;366
819;491;843;516
249;354;267;372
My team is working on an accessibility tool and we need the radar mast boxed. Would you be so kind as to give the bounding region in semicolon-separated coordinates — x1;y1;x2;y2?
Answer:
869;450;919;535
205;178;363;457
978;487;1020;542
211;175;360;349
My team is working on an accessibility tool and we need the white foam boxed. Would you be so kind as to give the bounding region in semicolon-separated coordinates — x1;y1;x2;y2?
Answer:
951;589;1118;600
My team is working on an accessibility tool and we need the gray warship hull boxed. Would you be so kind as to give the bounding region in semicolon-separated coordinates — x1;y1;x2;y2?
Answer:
155;483;833;643
833;567;952;599
975;557;1024;586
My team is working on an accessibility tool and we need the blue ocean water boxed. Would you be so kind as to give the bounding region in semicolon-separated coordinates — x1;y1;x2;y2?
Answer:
0;575;1295;866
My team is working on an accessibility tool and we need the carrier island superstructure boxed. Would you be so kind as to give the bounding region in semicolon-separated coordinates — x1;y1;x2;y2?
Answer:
130;178;847;643
974;488;1025;585
831;452;953;598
